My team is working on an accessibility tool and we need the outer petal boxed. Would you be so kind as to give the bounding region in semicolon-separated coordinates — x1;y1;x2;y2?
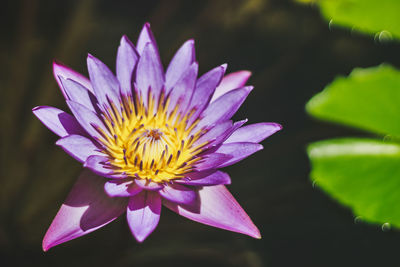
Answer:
195;153;233;171
196;86;253;130
42;169;128;251
104;179;142;197
59;77;98;112
177;170;231;186
53;60;94;98
165;39;196;92
167;62;198;115
193;119;247;148
127;191;161;242
225;122;282;144
84;155;126;179
135;179;164;191
159;184;197;205
214;142;263;168
135;42;165;110
66;100;107;140
56;134;103;163
87;54;121;110
32;106;86;137
211;70;251;102
188;64;226;124
136;23;157;55
116;35;139;97
164;185;260;238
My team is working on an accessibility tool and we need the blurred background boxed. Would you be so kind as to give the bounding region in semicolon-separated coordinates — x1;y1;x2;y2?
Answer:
1;0;400;266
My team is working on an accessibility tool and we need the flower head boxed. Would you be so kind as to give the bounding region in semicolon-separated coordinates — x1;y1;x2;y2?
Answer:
33;23;281;251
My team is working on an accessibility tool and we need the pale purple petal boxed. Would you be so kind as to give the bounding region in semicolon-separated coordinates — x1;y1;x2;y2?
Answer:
164;185;260;239
214;142;263;168
211;70;251;102
104;179;142;197
42;169;128;251
136;23;157;55
165;39;195;92
32;106;86;137
135;179;164;191
167;62;198;115
225;122;282;143
56;134;103;163
196;86;253;130
195;153;233;171
196;119;248;149
84;155;126;179
193;120;233;147
53;60;94;98
135;42;165;110
59;77;98;112
87;54;121;110
178;170;231;186
66;100;107;140
116;35;139;97
127;191;161;242
159;184;197;205
187;64;226;124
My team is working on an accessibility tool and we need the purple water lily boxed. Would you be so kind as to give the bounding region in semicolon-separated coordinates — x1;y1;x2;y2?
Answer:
33;23;281;251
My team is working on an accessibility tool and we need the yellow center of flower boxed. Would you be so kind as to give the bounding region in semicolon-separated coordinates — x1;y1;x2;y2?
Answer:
95;92;207;183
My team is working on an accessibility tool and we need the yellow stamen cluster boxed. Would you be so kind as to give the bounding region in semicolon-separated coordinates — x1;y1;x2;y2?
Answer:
95;92;207;183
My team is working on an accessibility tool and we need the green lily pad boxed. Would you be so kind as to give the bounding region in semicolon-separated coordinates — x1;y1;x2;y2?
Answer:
309;138;400;226
297;0;400;40
306;64;400;137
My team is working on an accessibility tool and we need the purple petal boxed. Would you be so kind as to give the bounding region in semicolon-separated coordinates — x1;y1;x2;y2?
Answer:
84;155;126;179
53;60;94;98
159;184;197;205
104;179;142;197
194;120;233;147
164;185;260;239
167;62;198;115
225;122;282;143
56;134;103;163
196;86;253;130
59;77;98;112
42;169;128;251
127;191;161;242
187;64;226;124
195;153;233;171
66;100;107;140
178;170;231;186
116;35;139;97
32;106;86;137
135;42;165;110
135;179;164;191
214;142;263;168
165;39;196;92
87;54;121;110
211;70;251;102
136;23;157;55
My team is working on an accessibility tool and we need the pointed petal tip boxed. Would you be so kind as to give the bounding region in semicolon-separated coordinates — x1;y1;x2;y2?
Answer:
250;228;262;239
245;85;254;92
52;59;62;68
120;34;133;45
221;63;228;71
32;106;41;112
274;123;283;131
42;240;50;252
133;233;148;243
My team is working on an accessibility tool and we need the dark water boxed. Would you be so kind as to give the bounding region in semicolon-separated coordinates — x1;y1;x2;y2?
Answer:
1;0;400;266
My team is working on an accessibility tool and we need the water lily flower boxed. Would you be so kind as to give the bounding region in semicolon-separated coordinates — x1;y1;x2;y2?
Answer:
33;23;281;251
